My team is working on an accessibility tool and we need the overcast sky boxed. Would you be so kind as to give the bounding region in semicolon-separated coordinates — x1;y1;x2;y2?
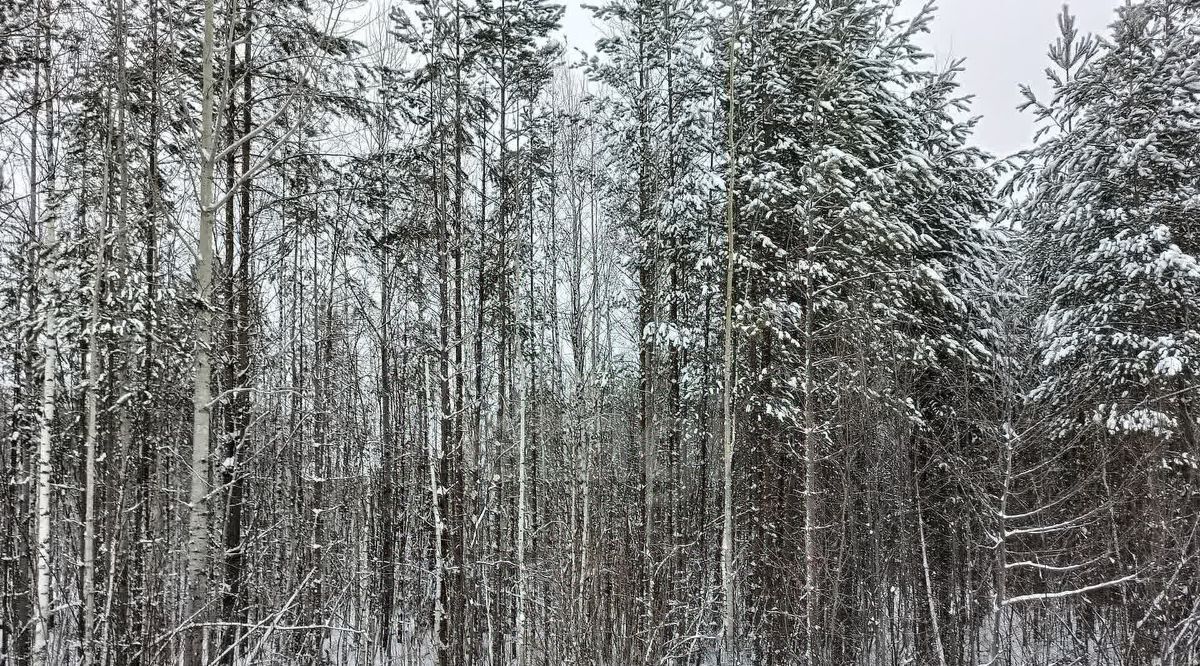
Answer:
559;0;1125;157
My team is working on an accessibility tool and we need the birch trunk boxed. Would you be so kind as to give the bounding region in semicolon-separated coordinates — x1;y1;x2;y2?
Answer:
515;363;528;666
425;358;446;662
81;93;113;664
720;15;738;663
184;0;221;654
915;484;949;666
31;13;57;662
33;226;56;666
31;85;55;666
991;426;1014;665
802;262;817;666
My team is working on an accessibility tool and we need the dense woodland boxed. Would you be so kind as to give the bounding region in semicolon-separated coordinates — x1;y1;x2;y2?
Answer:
1;0;1199;663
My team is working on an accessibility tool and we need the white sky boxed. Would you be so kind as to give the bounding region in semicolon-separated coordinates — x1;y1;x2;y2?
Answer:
558;0;1125;157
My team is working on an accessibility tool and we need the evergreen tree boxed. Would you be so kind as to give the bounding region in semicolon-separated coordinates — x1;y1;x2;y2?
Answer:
1014;3;1200;660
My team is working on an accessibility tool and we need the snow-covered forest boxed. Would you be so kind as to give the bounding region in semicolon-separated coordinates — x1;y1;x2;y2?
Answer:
1;0;1199;662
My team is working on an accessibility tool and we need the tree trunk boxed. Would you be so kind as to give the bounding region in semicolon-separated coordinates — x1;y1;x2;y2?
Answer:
31;25;57;660
720;15;738;663
80;89;113;664
32;221;56;666
184;0;222;653
802;261;818;666
219;7;252;661
515;358;528;666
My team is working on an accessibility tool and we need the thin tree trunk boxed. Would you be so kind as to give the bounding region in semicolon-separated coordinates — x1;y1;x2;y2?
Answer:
636;10;658;653
802;264;818;666
98;0;135;653
81;89;114;665
31;25;57;660
184;0;223;652
916;483;949;666
515;358;528;666
137;0;163;651
219;8;252;661
33;226;56;666
425;357;446;665
991;427;1014;665
720;14;738;663
378;231;395;660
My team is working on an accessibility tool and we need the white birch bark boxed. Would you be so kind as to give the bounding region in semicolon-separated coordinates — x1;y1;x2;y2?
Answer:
31;169;56;666
80;84;115;666
915;485;948;666
516;363;528;666
802;250;818;666
184;0;220;655
720;13;739;662
990;425;1013;665
424;358;445;659
31;14;57;662
33;234;56;666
